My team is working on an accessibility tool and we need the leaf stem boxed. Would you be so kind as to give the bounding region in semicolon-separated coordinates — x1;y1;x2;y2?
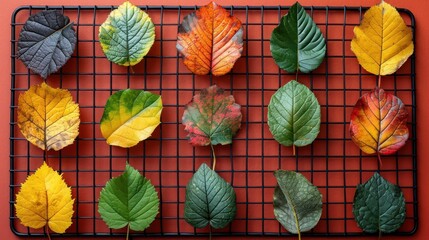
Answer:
209;225;212;240
45;225;51;240
126;223;130;240
210;144;217;171
378;75;381;88
295;71;299;82
292;145;296;156
377;154;383;168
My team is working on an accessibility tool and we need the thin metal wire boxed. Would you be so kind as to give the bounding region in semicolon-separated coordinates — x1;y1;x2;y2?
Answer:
10;5;417;238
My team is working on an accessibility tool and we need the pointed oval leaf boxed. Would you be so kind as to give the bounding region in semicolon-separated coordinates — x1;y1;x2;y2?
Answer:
353;172;406;234
99;1;155;66
17;10;77;79
267;80;321;147
273;170;322;234
15;162;75;233
98;163;159;231
17;82;80;151
176;1;243;76
351;2;414;76
270;2;326;73
184;163;236;229
100;89;162;148
182;85;242;146
350;88;408;155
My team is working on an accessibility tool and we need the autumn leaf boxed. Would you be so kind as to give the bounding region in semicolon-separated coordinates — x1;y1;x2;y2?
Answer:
176;1;243;76
100;89;162;148
99;1;155;66
98;163;159;234
17;10;77;79
182;85;242;146
351;1;413;76
350;88;408;157
17;82;80;151
15;162;74;234
270;2;326;73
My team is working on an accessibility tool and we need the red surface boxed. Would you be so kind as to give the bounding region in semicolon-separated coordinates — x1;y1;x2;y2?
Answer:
1;0;428;239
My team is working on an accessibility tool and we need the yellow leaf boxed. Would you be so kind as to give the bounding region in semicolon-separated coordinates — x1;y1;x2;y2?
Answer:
17;82;80;151
15;162;75;233
351;1;413;75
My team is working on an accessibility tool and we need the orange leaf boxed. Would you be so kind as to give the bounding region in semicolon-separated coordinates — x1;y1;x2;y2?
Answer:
350;88;408;156
176;1;243;76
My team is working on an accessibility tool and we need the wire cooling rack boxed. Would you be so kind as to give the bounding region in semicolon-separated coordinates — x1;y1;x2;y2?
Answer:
10;5;417;238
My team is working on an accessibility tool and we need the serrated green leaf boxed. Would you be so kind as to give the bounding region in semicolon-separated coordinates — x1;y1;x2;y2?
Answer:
267;80;320;147
184;163;236;229
100;89;162;148
274;170;322;236
17;10;76;79
270;2;326;73
353;172;406;234
98;163;159;231
99;1;155;66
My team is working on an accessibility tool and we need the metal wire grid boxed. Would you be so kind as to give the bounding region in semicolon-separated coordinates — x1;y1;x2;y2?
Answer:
10;5;417;238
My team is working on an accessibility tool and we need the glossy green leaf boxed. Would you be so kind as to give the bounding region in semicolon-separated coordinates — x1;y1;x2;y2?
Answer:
182;85;242;146
100;89;162;148
267;80;320;147
184;163;236;229
98;163;159;231
353;172;406;234
270;2;326;73
273;170;322;236
99;1;155;66
17;10;76;79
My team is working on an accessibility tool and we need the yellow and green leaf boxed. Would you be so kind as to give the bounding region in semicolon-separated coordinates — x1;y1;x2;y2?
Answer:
176;1;243;76
15;162;75;234
99;1;155;66
17;82;80;151
100;89;162;148
351;1;413;76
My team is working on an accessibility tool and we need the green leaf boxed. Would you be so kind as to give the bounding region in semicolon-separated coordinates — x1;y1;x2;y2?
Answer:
182;85;242;146
184;163;236;229
267;80;321;147
99;1;155;66
100;89;162;148
17;10;77;79
270;2;326;73
353;172;406;234
98;163;159;231
273;170;322;236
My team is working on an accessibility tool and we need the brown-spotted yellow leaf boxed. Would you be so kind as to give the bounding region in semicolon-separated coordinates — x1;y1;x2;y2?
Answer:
351;1;413;76
182;85;242;146
350;88;408;156
17;82;80;151
176;1;243;76
15;162;75;233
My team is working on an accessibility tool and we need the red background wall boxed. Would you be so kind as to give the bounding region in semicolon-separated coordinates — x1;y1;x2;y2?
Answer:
1;0;427;239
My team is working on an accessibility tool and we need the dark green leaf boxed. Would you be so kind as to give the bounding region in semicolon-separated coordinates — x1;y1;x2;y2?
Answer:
17;10;77;79
273;170;322;235
184;163;236;229
98;163;159;231
267;80;321;147
270;2;326;73
353;172;406;234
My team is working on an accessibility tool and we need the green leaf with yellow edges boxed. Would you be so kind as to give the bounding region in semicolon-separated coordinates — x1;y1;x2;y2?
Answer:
100;89;162;148
99;1;155;66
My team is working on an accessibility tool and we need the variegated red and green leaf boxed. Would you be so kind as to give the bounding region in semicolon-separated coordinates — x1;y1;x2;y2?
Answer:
176;1;243;76
182;85;242;146
350;88;408;156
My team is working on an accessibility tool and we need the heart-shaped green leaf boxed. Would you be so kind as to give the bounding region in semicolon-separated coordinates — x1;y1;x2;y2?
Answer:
98;163;159;231
184;163;236;229
270;2;326;73
274;170;322;236
267;80;321;148
353;172;406;234
17;10;77;79
99;1;155;66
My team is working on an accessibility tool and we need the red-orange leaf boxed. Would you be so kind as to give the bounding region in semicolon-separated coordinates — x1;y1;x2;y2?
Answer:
350;88;408;156
176;1;243;76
